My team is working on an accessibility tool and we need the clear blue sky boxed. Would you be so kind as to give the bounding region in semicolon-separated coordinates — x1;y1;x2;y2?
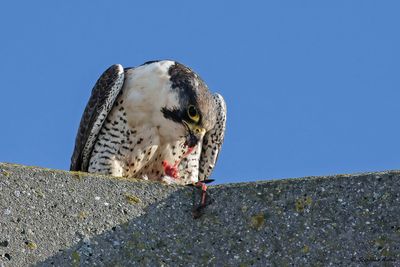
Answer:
1;1;399;184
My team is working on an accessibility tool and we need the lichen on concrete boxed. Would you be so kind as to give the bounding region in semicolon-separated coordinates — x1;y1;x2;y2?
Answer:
0;163;399;266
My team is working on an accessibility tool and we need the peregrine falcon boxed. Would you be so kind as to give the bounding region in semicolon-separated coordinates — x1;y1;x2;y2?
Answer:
70;60;226;213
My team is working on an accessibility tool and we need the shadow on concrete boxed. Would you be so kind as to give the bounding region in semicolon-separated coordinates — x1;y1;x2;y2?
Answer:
36;172;400;266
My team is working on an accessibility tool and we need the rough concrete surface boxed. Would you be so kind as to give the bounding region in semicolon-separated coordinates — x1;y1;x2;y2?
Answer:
0;162;399;266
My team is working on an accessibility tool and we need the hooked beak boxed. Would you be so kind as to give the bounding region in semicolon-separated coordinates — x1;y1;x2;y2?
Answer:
182;121;206;148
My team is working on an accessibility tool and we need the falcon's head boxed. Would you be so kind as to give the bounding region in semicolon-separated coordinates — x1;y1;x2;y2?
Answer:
160;62;217;147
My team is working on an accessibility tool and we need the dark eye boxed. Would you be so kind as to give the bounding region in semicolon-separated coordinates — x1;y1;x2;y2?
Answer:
187;105;200;122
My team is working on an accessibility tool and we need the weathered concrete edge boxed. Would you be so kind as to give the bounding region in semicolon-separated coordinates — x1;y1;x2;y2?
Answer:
4;161;399;188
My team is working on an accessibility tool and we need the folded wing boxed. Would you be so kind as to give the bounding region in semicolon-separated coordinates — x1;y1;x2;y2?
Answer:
70;64;125;171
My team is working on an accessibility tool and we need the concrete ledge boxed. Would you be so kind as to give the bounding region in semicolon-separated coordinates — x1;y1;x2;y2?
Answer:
0;163;399;266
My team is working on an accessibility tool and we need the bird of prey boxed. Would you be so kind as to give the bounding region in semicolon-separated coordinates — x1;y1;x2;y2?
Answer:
70;60;226;215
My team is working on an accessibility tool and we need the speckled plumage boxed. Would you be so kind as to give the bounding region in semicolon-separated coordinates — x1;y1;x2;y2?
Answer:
71;60;226;185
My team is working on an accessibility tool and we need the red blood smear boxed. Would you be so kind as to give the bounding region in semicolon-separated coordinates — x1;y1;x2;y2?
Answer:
162;146;196;179
162;160;179;179
182;146;195;158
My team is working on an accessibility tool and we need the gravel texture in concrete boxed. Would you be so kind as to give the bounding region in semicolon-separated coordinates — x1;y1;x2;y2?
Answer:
0;163;399;266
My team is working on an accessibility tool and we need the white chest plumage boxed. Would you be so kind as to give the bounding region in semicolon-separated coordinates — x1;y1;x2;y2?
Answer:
88;61;203;184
